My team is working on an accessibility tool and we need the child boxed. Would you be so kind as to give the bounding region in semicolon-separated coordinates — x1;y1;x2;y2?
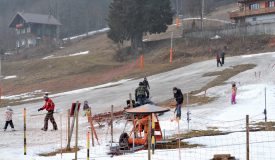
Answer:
4;106;15;131
231;83;237;104
216;52;222;67
83;100;92;117
83;100;90;111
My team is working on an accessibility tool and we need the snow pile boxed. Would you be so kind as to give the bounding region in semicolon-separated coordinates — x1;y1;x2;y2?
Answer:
3;75;17;80
42;51;89;60
4;52;14;55
210;35;221;40
63;27;110;41
2;90;44;100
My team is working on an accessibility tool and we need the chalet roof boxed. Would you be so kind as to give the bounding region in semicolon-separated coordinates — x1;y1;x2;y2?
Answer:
9;12;61;28
125;104;170;115
238;0;266;3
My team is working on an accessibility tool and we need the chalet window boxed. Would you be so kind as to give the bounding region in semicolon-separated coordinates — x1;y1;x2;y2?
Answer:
21;39;26;46
269;1;275;7
16;40;20;48
27;27;31;33
250;3;260;10
265;1;269;8
16;29;20;35
21;28;25;34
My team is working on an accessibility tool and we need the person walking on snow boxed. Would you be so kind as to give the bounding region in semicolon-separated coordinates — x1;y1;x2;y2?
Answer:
3;106;15;131
38;94;58;131
220;46;226;65
216;52;222;67
143;76;150;90
173;87;184;120
135;82;150;106
231;83;237;104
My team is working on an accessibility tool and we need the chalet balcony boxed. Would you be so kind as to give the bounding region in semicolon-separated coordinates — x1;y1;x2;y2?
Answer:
230;7;275;19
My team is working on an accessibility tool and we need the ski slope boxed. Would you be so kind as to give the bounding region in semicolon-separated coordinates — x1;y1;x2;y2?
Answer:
1;51;275;160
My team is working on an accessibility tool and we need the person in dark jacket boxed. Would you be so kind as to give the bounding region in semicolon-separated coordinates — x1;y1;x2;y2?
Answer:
38;94;58;131
220;46;226;65
173;87;183;119
135;82;150;106
216;52;222;67
143;76;150;90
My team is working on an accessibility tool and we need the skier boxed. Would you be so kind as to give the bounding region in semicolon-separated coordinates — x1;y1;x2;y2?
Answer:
231;83;237;104
216;52;222;67
143;76;150;90
38;94;58;131
173;87;183;120
135;82;150;106
3;106;15;131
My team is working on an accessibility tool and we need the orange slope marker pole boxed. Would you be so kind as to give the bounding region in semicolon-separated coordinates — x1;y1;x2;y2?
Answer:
170;32;174;64
140;55;144;70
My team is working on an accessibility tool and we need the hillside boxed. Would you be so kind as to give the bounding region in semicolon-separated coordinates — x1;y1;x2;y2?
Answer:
2;33;274;105
1;2;275;106
1;48;275;160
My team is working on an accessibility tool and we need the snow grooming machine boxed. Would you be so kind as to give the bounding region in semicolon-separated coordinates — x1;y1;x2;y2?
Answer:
109;104;170;155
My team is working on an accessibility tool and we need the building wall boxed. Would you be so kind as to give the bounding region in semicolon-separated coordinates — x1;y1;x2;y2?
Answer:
245;13;275;24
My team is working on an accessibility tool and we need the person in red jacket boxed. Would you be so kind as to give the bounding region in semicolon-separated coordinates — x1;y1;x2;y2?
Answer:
38;94;58;131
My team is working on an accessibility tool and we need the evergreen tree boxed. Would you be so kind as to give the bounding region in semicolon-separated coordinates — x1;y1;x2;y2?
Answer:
107;0;173;54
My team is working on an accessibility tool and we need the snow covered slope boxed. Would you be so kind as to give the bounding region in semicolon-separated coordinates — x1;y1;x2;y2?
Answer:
1;51;275;160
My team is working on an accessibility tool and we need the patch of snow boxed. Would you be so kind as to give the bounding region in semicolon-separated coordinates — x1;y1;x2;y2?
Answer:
69;51;89;56
42;51;89;60
42;55;54;60
2;90;43;100
3;75;17;80
4;52;13;55
63;27;110;41
242;51;275;58
210;35;221;40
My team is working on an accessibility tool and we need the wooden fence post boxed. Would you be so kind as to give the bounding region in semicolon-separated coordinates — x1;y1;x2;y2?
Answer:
67;102;79;149
111;105;114;145
148;114;152;160
246;115;250;160
75;107;79;160
24;108;27;155
87;131;90;160
178;121;181;160
67;109;70;148
60;114;63;158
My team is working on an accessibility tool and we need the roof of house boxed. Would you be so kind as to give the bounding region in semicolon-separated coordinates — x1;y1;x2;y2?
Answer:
9;12;62;28
238;0;267;3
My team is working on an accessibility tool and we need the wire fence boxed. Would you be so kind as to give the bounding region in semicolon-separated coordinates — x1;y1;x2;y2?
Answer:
11;104;275;160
